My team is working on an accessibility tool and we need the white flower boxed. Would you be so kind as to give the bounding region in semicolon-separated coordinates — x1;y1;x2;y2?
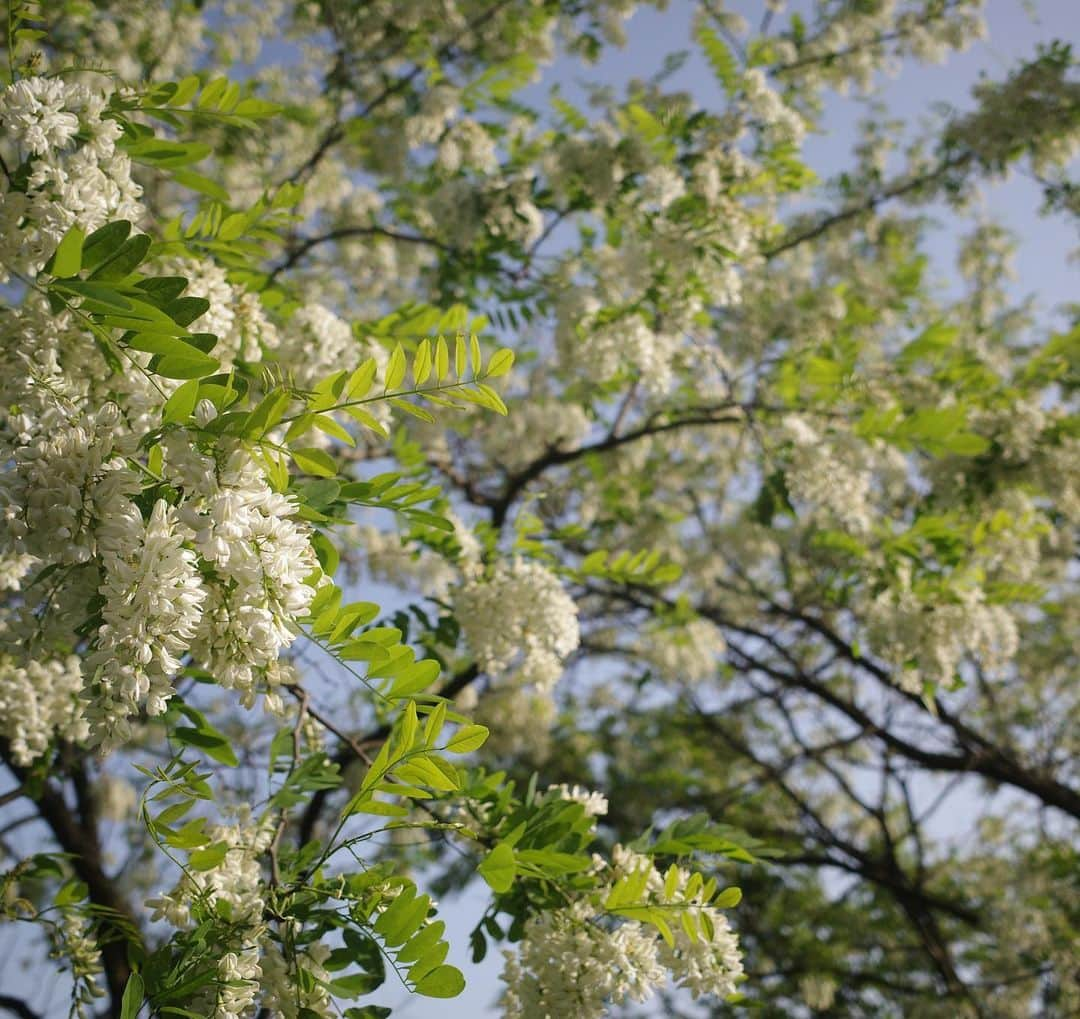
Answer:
0;77;143;281
167;440;318;704
0;654;87;765
500;902;665;1019
454;559;580;693
0;78;80;154
547;783;609;818
86;498;206;748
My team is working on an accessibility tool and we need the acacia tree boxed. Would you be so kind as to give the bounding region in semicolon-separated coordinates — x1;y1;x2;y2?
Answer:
0;1;1077;1018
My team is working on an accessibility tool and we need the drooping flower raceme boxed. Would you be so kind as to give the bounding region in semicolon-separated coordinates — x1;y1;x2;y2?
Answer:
500;844;744;1018
0;77;142;280
85;497;205;748
454;559;580;693
0;653;87;766
164;425;319;706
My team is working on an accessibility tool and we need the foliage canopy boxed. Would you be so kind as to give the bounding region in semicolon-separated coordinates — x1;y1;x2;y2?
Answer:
0;1;1077;1018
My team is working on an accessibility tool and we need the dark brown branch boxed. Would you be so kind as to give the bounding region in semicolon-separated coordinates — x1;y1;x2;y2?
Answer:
0;743;136;1017
0;995;41;1019
489;405;744;527
286;0;515;186
268;225;452;283
763;152;974;259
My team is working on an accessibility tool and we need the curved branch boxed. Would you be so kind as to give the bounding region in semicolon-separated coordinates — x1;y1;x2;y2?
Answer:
489;405;744;527
0;743;136;1017
763;152;973;259
268;225;452;283
0;995;41;1019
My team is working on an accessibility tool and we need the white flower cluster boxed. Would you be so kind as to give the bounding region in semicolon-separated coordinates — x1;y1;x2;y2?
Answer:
470;685;556;762
273;304;391;435
85;498;205;748
213;946;263;1019
148;812;273;928
276;303;356;389
454;559;580;693
479;398;591;473
556;296;680;394
436;117;498;174
260;939;335;1019
543;125;627;206
42;0;208;81
500;846;743;1018
404;83;461;147
94;773;138;822
547;783;609;818
1;230;321;756
750;0;986;94
422;175;544;248
161;257;280;367
164;426;318;706
357;511;481;599
783;416;875;534
740;68;806;145
640;618;727;684
0;77;142;280
145;811;331;1019
50;912;105;1015
865;569;1020;693
501;901;666;1018
0;654;87;766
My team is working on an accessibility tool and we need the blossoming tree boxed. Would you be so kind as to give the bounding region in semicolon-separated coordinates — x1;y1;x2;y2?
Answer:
0;1;1077;1018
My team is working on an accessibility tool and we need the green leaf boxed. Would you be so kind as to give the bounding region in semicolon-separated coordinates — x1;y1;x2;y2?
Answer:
397;921;447;964
413;338;432;385
125;138;213;168
346;358;377;399
170;168;230;202
395;757;458;792
189;842;229;871
446;724;488;754
435;335;450;380
233;96;282;118
328;973;383;999
292;447;338;478
55;878;89;905
218;212;248;241
88;233;152;281
423;702;447;746
162;296;210;328
245;389;292;437
120;972;144;1019
485;347;515;377
940;432;991;456
387;659;440;699
413;965;465;998
153;351;221;380
477;842;516;893
173;725;238;767
899;321;959;365
712;886;742;908
385;343;407;390
49;224;85;277
197;77;229;110
81;221;132;272
344;405;389;437
696;24;740;92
